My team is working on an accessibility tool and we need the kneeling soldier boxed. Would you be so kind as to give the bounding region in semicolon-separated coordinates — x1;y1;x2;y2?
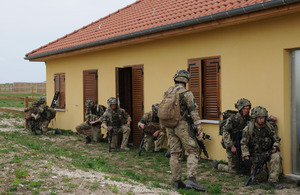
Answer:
138;104;165;153
241;106;283;189
101;97;131;151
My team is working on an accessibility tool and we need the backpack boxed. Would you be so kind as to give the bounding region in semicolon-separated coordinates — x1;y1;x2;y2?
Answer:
158;86;187;128
45;107;56;120
219;110;238;136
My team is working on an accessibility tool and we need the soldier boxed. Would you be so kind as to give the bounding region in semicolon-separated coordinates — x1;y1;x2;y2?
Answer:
24;101;39;131
138;103;165;153
213;98;251;174
75;100;106;144
31;97;59;135
161;69;206;191
101;97;131;151
241;106;283;189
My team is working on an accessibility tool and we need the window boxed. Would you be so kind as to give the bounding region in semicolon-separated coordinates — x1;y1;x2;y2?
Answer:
54;73;65;109
188;57;220;120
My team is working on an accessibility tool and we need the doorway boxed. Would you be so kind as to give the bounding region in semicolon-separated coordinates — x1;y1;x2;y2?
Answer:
291;50;300;175
116;65;144;145
83;69;98;121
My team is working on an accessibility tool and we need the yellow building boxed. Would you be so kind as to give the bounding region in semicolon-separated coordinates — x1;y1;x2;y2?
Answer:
25;0;300;178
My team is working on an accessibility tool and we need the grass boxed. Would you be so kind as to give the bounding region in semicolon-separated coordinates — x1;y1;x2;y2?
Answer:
0;93;45;107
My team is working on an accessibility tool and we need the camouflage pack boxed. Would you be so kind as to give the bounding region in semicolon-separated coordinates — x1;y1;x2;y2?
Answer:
219;110;238;136
45;107;56;120
158;86;187;128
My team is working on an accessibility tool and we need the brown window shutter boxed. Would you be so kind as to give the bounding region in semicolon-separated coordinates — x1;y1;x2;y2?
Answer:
188;60;202;118
131;65;144;146
202;58;220;120
83;70;98;120
59;74;66;109
54;74;60;108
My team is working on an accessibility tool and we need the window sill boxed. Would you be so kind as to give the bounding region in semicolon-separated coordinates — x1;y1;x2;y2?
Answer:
54;108;65;112
200;119;219;124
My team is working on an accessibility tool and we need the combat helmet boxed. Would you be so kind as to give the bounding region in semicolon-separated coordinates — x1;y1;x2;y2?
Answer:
38;97;45;104
234;98;251;112
32;101;39;107
173;69;190;83
107;97;117;106
251;106;268;119
152;103;159;114
85;100;95;108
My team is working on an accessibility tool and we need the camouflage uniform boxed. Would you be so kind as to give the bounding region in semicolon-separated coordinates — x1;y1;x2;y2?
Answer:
101;107;131;150
218;113;251;173
138;111;165;152
241;107;282;183
76;104;106;142
24;101;39;130
34;104;51;134
164;84;201;181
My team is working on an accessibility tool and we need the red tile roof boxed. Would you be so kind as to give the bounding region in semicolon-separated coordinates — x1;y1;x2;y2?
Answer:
25;0;287;59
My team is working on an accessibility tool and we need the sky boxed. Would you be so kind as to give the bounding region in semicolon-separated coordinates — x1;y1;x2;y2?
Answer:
0;0;137;84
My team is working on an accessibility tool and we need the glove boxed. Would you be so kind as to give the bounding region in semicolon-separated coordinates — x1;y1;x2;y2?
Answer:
272;145;280;153
244;159;252;167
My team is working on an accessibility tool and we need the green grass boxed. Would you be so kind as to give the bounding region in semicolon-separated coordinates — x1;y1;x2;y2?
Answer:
0;93;45;107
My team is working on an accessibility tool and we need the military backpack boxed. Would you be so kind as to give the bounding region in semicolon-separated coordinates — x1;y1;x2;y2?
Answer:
158;86;187;128
42;106;56;120
219;110;238;136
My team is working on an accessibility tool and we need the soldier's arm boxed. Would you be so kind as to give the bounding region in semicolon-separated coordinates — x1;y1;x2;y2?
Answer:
272;130;281;149
123;110;132;125
240;126;250;158
183;91;201;125
138;113;148;129
101;112;108;128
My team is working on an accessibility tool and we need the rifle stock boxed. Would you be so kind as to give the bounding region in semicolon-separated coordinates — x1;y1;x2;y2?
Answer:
50;91;60;108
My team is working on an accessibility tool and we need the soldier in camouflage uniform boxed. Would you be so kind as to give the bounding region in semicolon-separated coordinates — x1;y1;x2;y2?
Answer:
101;97;131;151
25;101;39;130
138;103;165;152
213;98;251;174
241;106;283;189
163;69;206;191
31;98;60;135
75;100;106;144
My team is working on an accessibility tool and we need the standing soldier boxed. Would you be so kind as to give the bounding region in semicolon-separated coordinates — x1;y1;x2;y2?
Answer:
75;100;106;144
160;69;206;191
241;106;283;189
101;97;131;151
213;98;251;174
138;103;165;153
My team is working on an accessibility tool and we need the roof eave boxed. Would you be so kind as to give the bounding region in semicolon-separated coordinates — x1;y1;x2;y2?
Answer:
25;0;300;61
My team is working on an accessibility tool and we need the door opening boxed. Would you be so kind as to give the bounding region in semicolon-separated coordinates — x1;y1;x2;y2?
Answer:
116;65;144;146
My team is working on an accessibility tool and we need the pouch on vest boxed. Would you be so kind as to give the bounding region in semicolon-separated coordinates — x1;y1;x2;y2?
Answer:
46;107;56;120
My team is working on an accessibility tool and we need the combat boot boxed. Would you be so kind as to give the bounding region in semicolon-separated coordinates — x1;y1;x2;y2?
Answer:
174;180;186;189
55;129;62;134
186;177;206;192
121;147;130;151
269;182;283;189
85;136;92;144
213;160;219;169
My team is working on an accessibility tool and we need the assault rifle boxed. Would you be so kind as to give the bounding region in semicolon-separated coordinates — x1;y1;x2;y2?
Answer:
138;130;145;156
30;118;37;135
50;91;60;108
107;127;115;152
232;130;249;175
244;150;272;186
197;133;211;159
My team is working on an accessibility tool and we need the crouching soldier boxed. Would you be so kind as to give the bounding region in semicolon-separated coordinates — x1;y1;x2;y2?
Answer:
76;100;106;144
101;97;131;151
138;104;165;153
24;101;39;131
31;98;59;135
241;106;283;189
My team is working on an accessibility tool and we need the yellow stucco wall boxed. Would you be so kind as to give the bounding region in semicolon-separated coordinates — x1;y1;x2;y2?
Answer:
45;11;300;174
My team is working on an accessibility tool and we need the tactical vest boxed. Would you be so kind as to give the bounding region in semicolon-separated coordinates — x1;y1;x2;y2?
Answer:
248;121;274;156
230;114;250;142
145;112;160;134
106;108;125;128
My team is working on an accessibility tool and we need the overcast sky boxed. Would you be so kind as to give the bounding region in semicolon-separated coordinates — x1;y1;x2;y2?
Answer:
0;0;137;84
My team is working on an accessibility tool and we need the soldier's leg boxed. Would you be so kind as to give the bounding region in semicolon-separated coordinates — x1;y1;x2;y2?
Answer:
166;127;182;182
120;125;131;150
75;122;91;136
143;133;154;152
155;131;165;152
268;151;282;183
91;125;102;142
175;121;200;179
41;120;51;134
217;148;233;172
